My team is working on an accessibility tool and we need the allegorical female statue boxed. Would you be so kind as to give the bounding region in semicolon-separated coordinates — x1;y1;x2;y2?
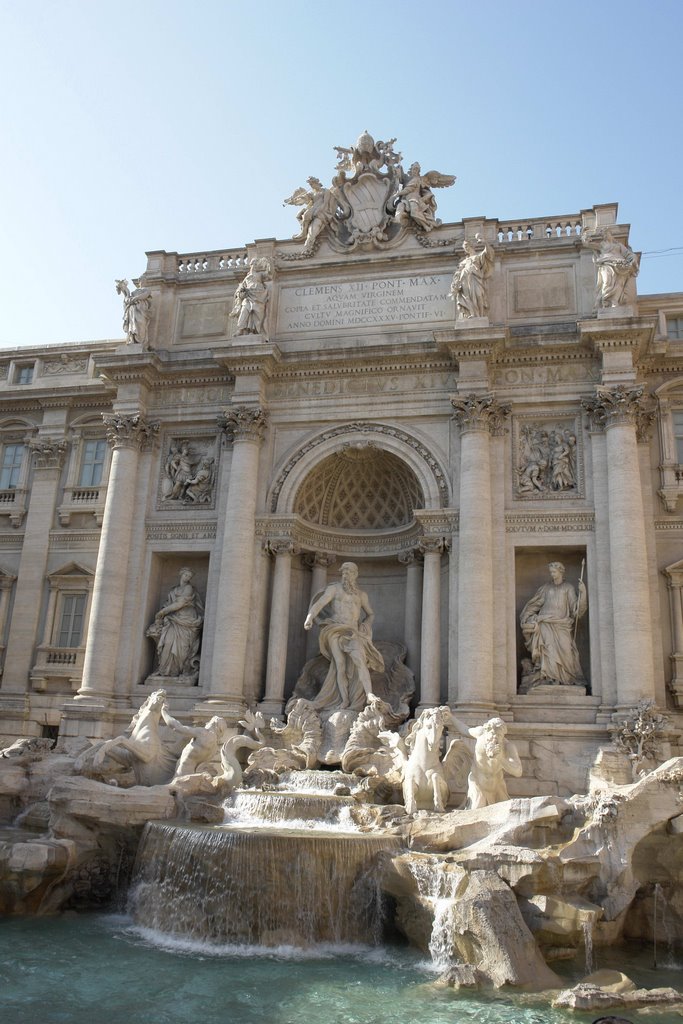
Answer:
449;233;494;319
519;561;587;690
146;568;204;681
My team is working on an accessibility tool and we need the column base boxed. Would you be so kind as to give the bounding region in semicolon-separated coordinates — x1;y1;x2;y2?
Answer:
193;696;248;724
258;698;286;719
451;701;498;724
59;696;119;744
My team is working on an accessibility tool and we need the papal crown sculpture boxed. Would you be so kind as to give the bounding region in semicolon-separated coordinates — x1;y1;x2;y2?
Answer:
282;131;455;257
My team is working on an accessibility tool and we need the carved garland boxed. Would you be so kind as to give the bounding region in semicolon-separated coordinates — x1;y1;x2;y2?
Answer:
268;422;450;513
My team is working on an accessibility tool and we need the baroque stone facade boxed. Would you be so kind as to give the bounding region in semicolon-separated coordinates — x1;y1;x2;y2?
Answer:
0;133;682;793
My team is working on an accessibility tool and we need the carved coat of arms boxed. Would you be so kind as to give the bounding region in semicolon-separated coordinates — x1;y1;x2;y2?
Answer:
282;131;455;257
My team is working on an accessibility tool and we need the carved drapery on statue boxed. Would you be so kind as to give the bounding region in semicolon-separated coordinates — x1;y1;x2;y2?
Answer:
581;228;640;309
281;131;455;257
448;234;494;320
519;561;587;692
115;277;153;346
146;569;204;684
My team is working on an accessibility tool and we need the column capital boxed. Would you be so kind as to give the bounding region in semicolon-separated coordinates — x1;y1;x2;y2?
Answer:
450;392;510;435
219;405;268;442
419;536;449;556
103;413;158;451
265;538;299;558
398;549;422;567
581;385;655;440
29;438;69;470
302;551;336;570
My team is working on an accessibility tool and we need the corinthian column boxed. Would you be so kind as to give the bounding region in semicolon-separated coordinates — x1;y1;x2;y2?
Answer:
399;550;422;675
2;439;69;695
451;393;509;714
76;415;157;703
261;539;298;717
418;538;447;707
304;553;335;661
582;385;656;709
201;406;267;714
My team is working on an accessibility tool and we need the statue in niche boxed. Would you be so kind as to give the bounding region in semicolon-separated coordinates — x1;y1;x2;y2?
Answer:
393;162;455;233
115;278;153;346
448;234;494;319
517;424;577;496
283;176;344;253
582;227;640;308
303;561;384;712
230;257;272;338
146;568;204;682
519;561;587;691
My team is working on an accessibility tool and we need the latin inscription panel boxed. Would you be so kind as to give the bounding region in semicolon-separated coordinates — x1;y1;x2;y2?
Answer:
277;274;453;334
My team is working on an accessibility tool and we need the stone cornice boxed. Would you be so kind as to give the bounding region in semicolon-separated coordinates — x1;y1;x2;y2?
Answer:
213;343;282;378
505;511;595;533
435;325;508;362
254;510;457;557
578;316;655;361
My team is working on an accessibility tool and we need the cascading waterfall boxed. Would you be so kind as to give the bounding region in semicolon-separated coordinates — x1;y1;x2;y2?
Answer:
130;821;401;947
407;854;466;969
582;918;594;974
224;790;357;829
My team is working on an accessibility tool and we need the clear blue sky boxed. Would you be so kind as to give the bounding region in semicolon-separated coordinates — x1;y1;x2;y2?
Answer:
1;0;681;347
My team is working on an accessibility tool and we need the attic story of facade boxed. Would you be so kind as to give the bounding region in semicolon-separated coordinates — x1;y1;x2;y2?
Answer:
1;131;683;796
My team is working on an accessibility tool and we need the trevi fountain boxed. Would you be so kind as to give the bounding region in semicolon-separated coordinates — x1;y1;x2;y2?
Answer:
1;133;683;1022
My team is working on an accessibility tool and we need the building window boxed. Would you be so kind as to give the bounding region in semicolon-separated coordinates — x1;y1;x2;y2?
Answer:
0;443;25;489
57;593;87;648
673;412;683;464
78;439;107;487
668;317;683;341
16;364;34;385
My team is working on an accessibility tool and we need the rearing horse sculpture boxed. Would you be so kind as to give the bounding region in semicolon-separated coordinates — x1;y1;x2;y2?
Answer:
75;689;178;786
380;705;458;814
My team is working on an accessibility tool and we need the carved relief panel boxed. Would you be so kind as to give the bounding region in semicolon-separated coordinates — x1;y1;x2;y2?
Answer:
512;415;583;500
157;431;218;511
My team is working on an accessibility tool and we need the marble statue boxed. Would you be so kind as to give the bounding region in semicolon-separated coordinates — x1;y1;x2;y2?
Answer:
160;708;229;778
520;561;587;689
381;705;459;814
582;228;640;308
303;561;384;712
393;162;455;233
230;257;272;338
115;278;153;346
283;176;342;253
281;132;455;255
448;234;494;319
451;716;523;809
75;689;178;786
146;569;204;681
247;698;323;772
